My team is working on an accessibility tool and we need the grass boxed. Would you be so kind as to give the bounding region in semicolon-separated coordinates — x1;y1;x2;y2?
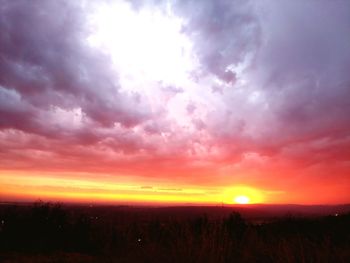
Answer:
0;202;349;262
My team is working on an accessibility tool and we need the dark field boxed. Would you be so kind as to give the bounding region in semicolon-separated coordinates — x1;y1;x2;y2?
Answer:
0;202;349;263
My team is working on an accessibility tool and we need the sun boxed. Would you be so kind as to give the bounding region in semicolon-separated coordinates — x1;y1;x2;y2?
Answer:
234;195;250;204
221;186;264;204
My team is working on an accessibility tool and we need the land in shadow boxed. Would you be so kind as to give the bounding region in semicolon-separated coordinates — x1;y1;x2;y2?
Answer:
0;202;349;263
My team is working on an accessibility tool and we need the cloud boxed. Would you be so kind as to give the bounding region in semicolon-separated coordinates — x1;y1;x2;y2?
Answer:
0;0;149;130
174;0;260;79
0;0;350;199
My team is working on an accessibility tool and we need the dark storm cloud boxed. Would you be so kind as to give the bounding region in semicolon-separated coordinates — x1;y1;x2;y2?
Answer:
0;0;148;133
179;0;350;163
174;0;260;81
249;0;350;154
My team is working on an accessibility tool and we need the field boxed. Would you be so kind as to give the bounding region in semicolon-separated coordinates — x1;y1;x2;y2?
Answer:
0;202;349;263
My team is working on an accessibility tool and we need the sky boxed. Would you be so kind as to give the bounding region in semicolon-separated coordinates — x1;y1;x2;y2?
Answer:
0;0;350;205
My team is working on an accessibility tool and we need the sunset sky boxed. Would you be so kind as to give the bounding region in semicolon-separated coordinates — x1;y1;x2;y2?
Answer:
1;0;350;205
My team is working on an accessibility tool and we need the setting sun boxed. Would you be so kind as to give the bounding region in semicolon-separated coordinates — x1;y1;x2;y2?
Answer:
221;186;265;204
234;195;250;204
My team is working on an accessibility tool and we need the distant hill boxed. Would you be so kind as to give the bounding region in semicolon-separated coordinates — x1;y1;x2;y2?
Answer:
140;204;350;221
1;202;349;222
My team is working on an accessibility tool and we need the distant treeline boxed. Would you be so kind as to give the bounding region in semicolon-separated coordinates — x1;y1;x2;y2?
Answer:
0;202;349;263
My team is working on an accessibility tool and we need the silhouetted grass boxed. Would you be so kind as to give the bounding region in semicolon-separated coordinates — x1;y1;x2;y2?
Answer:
0;202;349;262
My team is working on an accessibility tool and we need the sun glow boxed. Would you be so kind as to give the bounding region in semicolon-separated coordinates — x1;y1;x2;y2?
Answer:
87;1;197;89
234;195;250;204
222;186;264;204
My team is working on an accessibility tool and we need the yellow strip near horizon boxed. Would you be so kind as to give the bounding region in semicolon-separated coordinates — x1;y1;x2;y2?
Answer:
0;172;279;204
